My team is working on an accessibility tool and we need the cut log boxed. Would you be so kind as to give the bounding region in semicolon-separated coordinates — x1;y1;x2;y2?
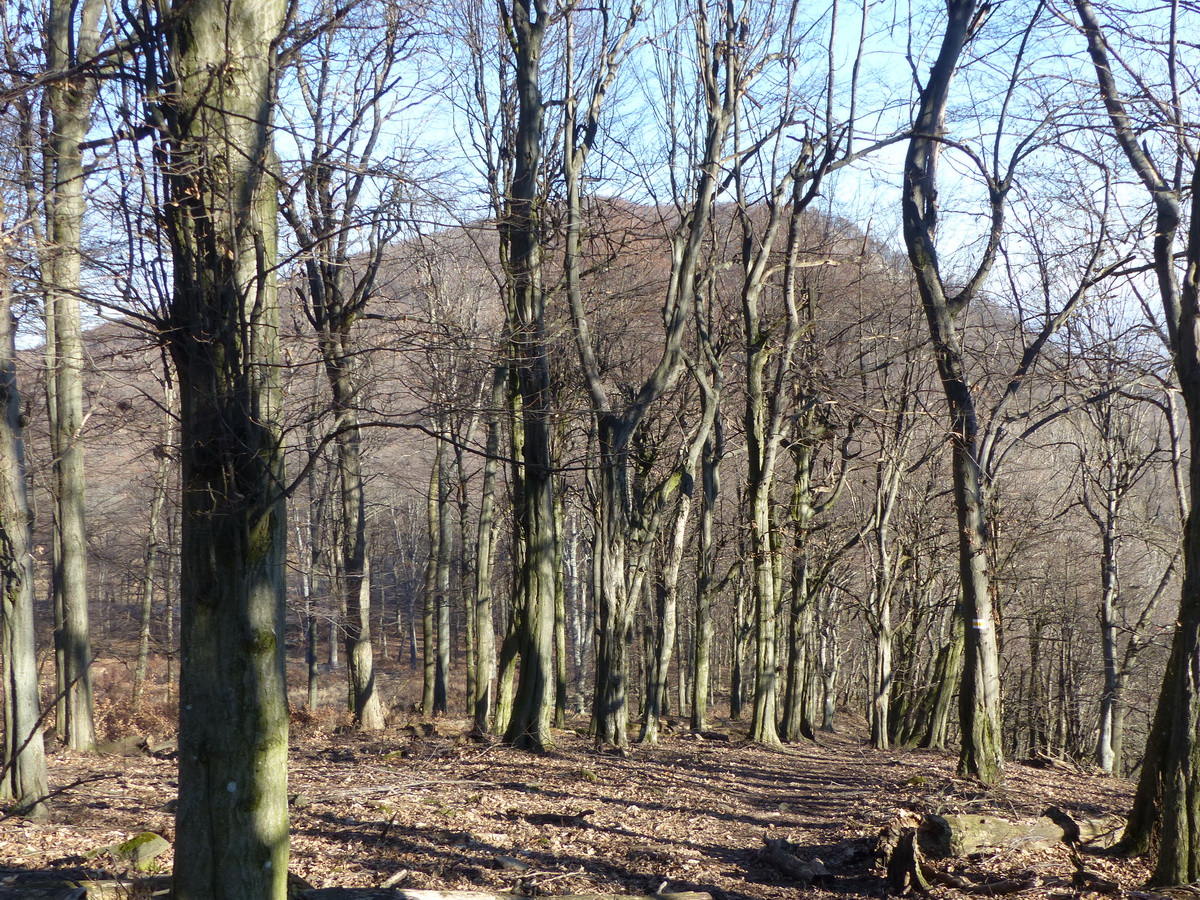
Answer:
917;809;1122;858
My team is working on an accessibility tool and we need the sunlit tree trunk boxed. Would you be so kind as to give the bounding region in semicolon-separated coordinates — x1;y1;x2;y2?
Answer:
159;0;291;890
434;438;453;715
43;0;106;753
422;446;440;713
901;0;1004;785
472;363;504;734
1;221;49;820
133;384;174;711
497;0;558;752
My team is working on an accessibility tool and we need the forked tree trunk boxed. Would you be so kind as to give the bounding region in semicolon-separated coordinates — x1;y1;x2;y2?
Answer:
160;0;291;891
472;364;504;734
901;0;1004;785
642;491;691;744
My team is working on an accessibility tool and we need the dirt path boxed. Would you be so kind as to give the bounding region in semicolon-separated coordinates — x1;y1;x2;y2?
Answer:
0;713;1144;898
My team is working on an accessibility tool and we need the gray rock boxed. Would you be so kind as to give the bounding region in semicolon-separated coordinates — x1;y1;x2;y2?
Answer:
112;832;170;870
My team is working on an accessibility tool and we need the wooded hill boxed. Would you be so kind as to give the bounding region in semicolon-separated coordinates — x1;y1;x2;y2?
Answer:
15;196;1175;775
6;0;1200;893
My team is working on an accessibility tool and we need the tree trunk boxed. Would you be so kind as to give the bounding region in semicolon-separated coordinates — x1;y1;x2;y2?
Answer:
747;478;780;747
554;495;569;728
691;419;722;732
642;491;690;744
497;0;557;753
422;446;440;713
730;568;747;721
472;364;504;734
331;372;383;730
1096;525;1119;773
160;0;291;890
434;440;453;715
919;616;963;751
819;593;839;732
44;0;105;753
871;593;894;751
591;420;636;748
133;394;174;711
564;510;587;712
0;226;49;819
901;0;1004;785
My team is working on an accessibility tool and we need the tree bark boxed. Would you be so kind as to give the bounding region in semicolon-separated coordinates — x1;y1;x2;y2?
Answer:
44;0;105;753
422;446;441;714
159;0;291;891
1074;0;1200;880
498;0;557;752
133;388;174;712
472;364;504;734
0;219;48;820
434;439;453;715
900;0;1004;785
691;419;721;732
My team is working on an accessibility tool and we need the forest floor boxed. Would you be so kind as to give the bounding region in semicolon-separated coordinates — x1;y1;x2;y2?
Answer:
0;673;1148;900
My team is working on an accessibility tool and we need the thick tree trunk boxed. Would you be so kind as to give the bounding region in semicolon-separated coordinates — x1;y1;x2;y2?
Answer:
161;0;291;892
952;448;1003;784
642;492;690;744
780;549;811;742
592;435;633;747
0;240;48;820
498;0;556;753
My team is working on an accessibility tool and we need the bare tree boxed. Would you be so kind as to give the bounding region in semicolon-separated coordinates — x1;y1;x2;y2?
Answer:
1073;0;1200;877
41;0;108;752
900;0;1051;785
0;191;48;820
149;0;292;891
278;0;422;730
